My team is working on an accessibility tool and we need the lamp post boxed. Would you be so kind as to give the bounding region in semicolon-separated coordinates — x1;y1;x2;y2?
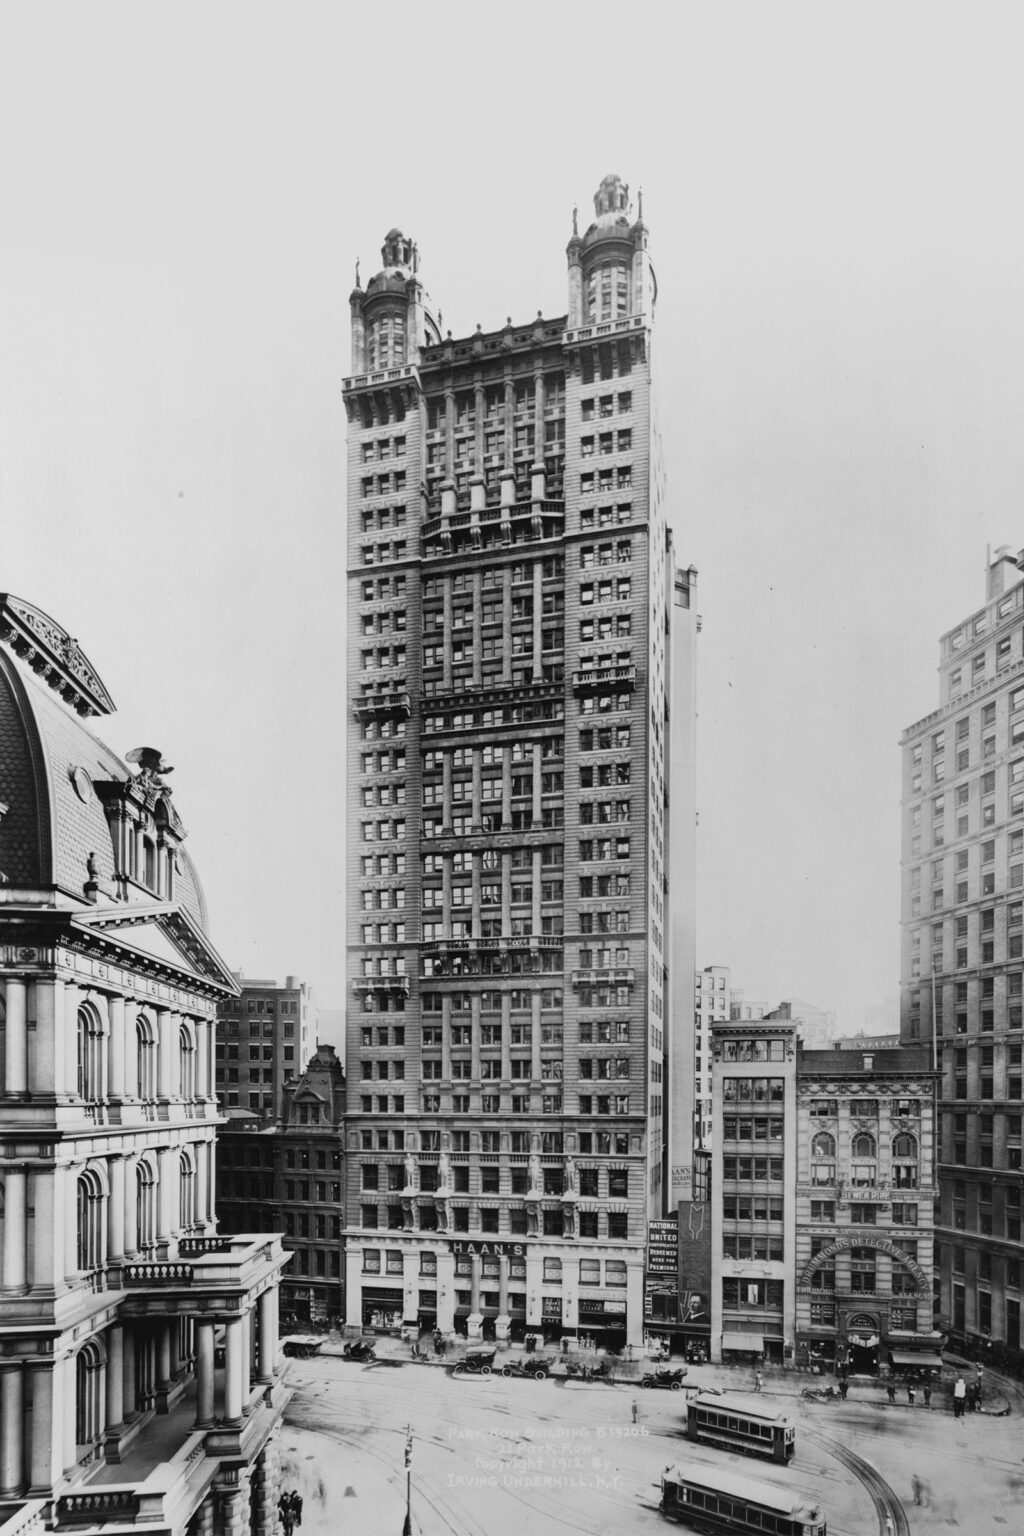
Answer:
402;1424;413;1536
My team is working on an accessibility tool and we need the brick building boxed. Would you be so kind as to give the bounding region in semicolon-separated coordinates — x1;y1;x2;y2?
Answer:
215;974;312;1120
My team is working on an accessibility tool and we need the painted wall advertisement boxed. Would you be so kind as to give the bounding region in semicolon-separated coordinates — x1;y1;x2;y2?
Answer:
676;1198;712;1330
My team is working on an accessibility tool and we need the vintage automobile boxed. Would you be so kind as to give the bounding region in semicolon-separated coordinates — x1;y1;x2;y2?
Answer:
640;1366;688;1390
341;1339;377;1362
501;1355;555;1380
453;1346;498;1377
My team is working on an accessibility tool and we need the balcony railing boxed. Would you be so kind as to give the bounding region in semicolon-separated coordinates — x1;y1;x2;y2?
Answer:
572;664;637;694
570;968;636;986
54;1492;141;1527
351;691;411;720
352;975;411;995
421;936;563;956
123;1262;193;1286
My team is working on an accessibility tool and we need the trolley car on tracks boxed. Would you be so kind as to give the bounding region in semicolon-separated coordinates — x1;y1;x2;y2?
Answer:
660;1463;825;1535
685;1390;795;1463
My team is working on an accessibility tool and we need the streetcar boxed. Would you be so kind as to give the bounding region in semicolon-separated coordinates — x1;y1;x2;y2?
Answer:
660;1463;825;1535
685;1391;795;1463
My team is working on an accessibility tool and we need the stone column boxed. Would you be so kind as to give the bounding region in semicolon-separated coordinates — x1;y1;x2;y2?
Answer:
122;1326;137;1420
195;1320;216;1427
27;1363;58;1492
63;1354;76;1472
223;1316;243;1423
1;1168;28;1290
108;996;126;1099
470;1255;482;1312
532;558;544;679
498;1255;510;1315
344;1246;362;1329
29;1167;55;1289
105;1325;124;1435
63;1163;80;1280
525;1250;544;1331
31;978;64;1097
240;1309;252;1412
157;1147;175;1250
625;1258;644;1347
156;1008;173;1099
0;1363;24;1495
436;1249;456;1334
257;1288;275;1382
108;1155;125;1265
3;979;27;1094
122;1155;138;1258
156;1321;172;1410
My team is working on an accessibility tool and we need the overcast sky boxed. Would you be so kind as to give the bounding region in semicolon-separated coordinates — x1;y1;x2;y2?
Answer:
4;2;1024;1036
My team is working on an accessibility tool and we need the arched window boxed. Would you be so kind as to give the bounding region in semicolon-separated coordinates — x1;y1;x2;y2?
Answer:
76;1166;107;1272
136;1159;157;1253
77;1002;105;1102
892;1132;919;1189
851;1132;877;1189
75;1338;106;1452
811;1132;836;1158
178;1149;196;1231
178;1023;196;1101
136;1015;156;1101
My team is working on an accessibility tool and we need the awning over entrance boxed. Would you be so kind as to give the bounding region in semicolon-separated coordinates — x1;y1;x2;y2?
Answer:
890;1350;943;1368
722;1331;763;1352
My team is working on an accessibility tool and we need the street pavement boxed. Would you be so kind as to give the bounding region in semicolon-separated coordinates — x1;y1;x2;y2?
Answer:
273;1340;1024;1534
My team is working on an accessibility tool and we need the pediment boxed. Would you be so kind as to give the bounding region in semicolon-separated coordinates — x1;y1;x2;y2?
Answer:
74;903;238;991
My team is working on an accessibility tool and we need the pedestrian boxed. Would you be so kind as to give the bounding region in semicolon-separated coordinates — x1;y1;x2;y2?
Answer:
923;1382;932;1409
912;1474;923;1506
907;1383;916;1406
754;1370;763;1394
631;1399;639;1424
291;1491;303;1528
975;1367;984;1405
968;1380;979;1413
886;1382;896;1405
839;1378;849;1401
953;1376;966;1417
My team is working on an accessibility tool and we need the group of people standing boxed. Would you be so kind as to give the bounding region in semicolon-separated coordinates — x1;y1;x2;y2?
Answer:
952;1370;983;1416
278;1489;303;1535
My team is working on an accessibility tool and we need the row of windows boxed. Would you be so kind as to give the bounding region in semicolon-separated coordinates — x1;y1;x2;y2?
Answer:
360;1204;630;1239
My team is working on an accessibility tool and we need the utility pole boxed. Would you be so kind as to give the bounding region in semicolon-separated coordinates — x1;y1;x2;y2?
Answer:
402;1424;413;1536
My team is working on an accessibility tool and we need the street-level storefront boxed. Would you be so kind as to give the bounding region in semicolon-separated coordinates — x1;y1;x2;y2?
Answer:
844;1314;881;1375
343;1234;645;1346
361;1286;404;1332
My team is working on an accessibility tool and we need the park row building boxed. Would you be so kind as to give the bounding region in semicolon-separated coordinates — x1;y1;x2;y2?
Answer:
900;546;1024;1360
709;1016;939;1372
341;175;698;1348
0;595;288;1536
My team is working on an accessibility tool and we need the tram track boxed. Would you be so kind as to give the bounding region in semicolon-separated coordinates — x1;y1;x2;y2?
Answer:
804;1430;909;1536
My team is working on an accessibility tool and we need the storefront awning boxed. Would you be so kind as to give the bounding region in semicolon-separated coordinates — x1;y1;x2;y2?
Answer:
890;1350;943;1368
722;1331;763;1352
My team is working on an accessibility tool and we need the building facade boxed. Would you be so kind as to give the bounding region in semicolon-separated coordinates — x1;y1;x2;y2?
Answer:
795;1046;939;1375
217;1046;346;1327
0;595;288;1535
709;1018;937;1374
694;965;730;1150
900;546;1024;1359
215;975;313;1120
343;176;697;1349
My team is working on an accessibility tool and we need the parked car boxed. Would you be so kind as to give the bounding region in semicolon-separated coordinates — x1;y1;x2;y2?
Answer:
502;1356;554;1380
640;1366;688;1390
453;1347;498;1377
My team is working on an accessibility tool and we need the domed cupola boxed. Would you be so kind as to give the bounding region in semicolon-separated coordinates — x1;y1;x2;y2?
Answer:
567;173;655;328
348;228;441;376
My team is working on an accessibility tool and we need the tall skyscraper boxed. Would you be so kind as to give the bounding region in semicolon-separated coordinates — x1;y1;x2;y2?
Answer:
343;176;697;1349
216;973;313;1120
900;546;1024;1358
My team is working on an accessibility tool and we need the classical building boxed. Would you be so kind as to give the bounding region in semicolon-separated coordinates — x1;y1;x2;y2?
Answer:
709;1018;938;1373
343;176;698;1349
215;975;313;1120
795;1045;939;1375
217;1045;346;1327
900;545;1024;1358
0;595;288;1535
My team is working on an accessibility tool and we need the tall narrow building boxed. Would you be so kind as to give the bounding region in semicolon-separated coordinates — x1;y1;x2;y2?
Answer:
343;177;697;1349
900;546;1024;1360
